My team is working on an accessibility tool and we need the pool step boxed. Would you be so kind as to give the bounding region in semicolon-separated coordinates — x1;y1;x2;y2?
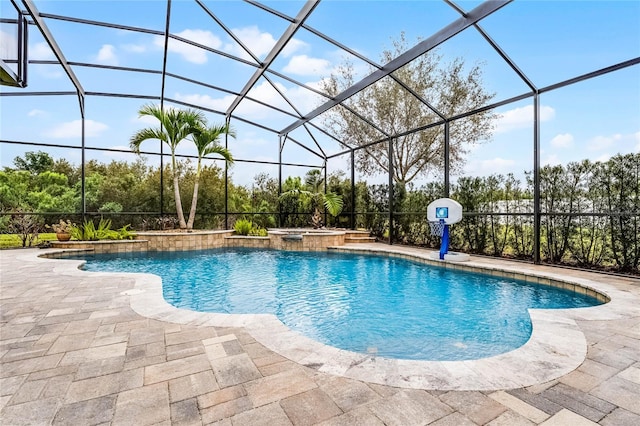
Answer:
344;230;376;244
345;236;377;243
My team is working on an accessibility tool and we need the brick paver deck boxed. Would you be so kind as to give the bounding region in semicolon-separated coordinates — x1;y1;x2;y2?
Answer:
1;247;639;425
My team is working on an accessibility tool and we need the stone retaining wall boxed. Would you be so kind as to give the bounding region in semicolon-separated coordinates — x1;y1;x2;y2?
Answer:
269;231;345;251
136;230;234;251
50;239;148;254
224;236;271;249
49;229;347;254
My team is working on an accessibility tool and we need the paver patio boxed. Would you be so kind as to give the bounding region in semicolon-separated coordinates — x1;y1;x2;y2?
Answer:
1;247;639;425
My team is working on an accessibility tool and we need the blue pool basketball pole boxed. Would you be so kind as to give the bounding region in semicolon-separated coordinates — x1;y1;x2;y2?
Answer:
439;219;450;260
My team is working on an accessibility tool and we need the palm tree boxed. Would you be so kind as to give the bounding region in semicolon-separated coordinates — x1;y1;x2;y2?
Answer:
304;169;343;226
305;169;324;193
279;170;344;228
280;189;343;228
187;124;235;230
130;104;204;229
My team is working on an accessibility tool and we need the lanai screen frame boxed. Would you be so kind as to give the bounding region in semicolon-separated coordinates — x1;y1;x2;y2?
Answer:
1;0;639;265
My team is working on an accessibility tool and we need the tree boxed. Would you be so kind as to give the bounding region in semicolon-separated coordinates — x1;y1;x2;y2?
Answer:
241;173;278;228
321;33;495;186
453;176;489;253
567;160;607;267
187;124;235;230
52;158;79;186
8;209;42;247
249;172;279;212
596;153;640;272
13;151;54;175
539;164;580;262
304;169;324;192
0;168;79;214
279;170;344;228
130;104;204;229
0;170;31;211
30;171;78;212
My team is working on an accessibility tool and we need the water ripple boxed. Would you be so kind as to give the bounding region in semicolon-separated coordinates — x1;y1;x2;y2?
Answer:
78;248;602;360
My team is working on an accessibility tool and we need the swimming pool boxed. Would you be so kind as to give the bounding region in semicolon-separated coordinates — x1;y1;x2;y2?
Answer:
76;248;602;360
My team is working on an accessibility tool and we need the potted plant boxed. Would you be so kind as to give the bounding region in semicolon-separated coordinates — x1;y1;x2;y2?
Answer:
48;219;74;241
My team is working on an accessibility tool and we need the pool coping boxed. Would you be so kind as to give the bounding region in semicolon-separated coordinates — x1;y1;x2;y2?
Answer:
34;244;640;391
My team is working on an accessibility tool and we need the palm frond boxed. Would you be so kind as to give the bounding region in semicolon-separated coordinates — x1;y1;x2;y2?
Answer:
192;123;236;163
203;145;234;163
323;191;344;217
130;128;167;152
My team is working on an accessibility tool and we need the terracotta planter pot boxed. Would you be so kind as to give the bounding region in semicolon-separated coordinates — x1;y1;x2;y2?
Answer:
56;232;71;242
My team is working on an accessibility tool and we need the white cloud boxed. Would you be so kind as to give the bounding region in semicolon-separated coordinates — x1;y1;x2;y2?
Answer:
223;26;307;61
122;43;146;53
95;44;118;65
27;42;63;79
30;42;55;60
588;133;622;151
173;76;327;123
174;93;233;112
286;81;328;112
281;39;308;57
84;120;109;137
495;105;555;134
465;157;516;175
596;153;613;162
46;119;108;139
244;81;290;111
1;37;58;78
542;154;561;166
176;29;223;49
28;109;46;117
0;30;17;58
227;26;276;59
480;157;515;171
175;80;296;119
0;32;54;63
149;26;304;65
156;29;222;64
283;55;332;76
550;133;574;148
131;114;159;125
635;131;640;152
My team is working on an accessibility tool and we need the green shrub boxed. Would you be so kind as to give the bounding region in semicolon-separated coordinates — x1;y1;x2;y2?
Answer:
116;224;136;240
70;218;135;241
98;201;123;213
248;227;268;237
233;219;253;235
71;219;103;241
233;219;268;236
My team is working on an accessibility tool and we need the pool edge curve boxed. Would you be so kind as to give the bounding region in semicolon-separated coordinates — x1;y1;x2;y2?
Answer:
32;244;639;391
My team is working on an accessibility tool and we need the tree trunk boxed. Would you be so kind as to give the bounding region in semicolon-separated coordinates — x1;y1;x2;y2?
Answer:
174;174;187;229
187;176;200;230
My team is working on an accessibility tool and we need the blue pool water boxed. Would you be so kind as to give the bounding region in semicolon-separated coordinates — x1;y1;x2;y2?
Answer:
76;248;602;360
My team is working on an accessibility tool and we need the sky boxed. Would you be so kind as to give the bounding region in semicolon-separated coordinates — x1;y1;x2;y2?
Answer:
1;0;639;187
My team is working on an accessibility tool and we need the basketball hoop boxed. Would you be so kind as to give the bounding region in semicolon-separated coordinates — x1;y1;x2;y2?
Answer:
429;220;446;237
427;198;469;262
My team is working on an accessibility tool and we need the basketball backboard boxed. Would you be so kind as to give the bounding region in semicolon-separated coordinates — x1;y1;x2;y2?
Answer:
426;198;463;225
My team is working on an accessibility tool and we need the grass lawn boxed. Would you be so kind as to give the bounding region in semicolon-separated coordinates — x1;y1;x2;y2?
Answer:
0;233;57;249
